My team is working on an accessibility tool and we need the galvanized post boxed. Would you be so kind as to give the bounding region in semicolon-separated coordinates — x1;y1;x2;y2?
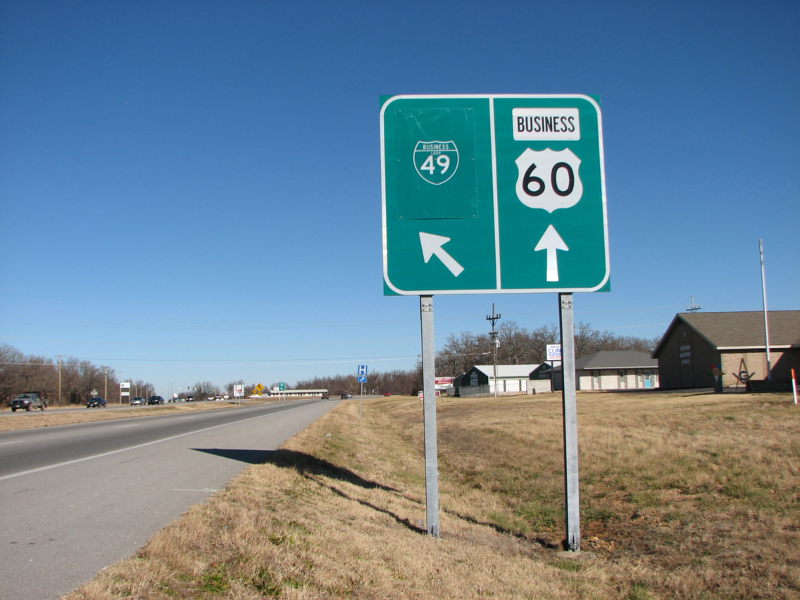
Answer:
759;239;772;381
420;295;440;537
559;293;580;551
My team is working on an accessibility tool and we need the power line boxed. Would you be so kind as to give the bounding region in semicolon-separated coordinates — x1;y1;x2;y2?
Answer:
2;355;418;367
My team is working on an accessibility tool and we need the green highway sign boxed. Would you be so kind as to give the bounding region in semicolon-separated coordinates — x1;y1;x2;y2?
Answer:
381;94;609;295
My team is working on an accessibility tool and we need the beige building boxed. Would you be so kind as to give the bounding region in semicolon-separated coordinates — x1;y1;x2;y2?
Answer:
652;310;800;390
551;351;659;391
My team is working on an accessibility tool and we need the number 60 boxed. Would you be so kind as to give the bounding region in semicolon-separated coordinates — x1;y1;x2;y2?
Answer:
521;161;575;197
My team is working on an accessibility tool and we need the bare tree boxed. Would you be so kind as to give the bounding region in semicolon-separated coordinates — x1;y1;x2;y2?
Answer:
0;344;152;406
192;381;221;400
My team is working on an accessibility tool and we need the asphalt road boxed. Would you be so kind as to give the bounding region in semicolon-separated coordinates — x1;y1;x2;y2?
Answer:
0;399;338;600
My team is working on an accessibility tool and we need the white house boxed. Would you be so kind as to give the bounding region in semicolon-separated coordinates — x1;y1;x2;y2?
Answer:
455;364;542;396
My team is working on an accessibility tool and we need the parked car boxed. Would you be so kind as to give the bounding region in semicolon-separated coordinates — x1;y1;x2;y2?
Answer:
130;397;144;405
10;392;47;412
86;397;107;408
147;395;165;405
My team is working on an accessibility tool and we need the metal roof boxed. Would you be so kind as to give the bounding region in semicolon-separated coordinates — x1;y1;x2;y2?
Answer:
472;364;540;378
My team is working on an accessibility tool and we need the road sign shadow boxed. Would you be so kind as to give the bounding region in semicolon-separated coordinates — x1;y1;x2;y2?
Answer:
191;448;398;493
193;448;426;535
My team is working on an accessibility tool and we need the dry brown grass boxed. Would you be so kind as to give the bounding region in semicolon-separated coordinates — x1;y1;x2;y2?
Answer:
0;400;279;433
64;390;800;600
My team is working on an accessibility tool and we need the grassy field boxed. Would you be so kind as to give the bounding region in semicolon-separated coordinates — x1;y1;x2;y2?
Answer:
64;391;800;599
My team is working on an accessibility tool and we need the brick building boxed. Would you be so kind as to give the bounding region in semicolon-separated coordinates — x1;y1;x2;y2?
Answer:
652;310;800;389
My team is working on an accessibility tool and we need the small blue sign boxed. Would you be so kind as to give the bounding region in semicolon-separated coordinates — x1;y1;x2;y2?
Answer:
357;375;368;383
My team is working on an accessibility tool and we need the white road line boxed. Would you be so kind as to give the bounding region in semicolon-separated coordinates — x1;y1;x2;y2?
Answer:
0;409;286;482
0;441;22;446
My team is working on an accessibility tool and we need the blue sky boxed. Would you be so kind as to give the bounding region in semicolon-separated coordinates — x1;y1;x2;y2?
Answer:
1;0;798;396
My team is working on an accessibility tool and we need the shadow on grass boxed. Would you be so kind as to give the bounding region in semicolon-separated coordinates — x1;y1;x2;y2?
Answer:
309;476;427;535
192;448;398;493
193;448;557;543
193;447;424;534
444;509;562;549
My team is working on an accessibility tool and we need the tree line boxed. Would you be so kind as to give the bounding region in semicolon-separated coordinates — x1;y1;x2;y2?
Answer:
296;368;423;398
0;343;155;406
2;322;658;403
299;322;658;396
436;320;658;380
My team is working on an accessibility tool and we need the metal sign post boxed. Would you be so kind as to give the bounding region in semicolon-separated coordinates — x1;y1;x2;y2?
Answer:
420;295;440;538
559;293;580;550
358;365;368;396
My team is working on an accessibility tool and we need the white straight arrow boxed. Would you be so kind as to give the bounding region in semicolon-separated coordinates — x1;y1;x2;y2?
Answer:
534;225;569;282
419;232;464;277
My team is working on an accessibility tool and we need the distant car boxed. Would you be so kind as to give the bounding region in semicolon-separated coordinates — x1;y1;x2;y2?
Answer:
147;395;165;405
383;393;392;396
86;397;107;408
131;397;144;405
10;392;47;412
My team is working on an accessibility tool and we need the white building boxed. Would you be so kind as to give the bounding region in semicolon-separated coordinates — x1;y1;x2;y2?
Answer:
455;364;546;396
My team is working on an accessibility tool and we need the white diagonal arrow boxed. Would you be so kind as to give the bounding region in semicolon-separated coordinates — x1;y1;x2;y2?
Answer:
419;232;464;277
534;225;569;282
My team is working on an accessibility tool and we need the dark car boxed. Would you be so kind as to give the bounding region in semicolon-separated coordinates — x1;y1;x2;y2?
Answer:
86;397;107;408
147;395;165;405
10;392;47;412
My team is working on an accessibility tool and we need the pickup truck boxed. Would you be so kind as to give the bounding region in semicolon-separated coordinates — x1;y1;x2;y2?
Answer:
10;392;47;412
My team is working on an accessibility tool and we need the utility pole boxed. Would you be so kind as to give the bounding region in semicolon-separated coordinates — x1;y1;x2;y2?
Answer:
686;296;702;312
104;368;108;403
486;303;501;398
56;355;62;404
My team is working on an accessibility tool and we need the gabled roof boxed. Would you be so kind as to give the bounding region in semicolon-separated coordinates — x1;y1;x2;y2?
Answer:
472;364;540;378
652;310;800;357
552;351;656;372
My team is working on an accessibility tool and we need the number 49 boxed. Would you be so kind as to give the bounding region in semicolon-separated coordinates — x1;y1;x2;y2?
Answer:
420;153;451;175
